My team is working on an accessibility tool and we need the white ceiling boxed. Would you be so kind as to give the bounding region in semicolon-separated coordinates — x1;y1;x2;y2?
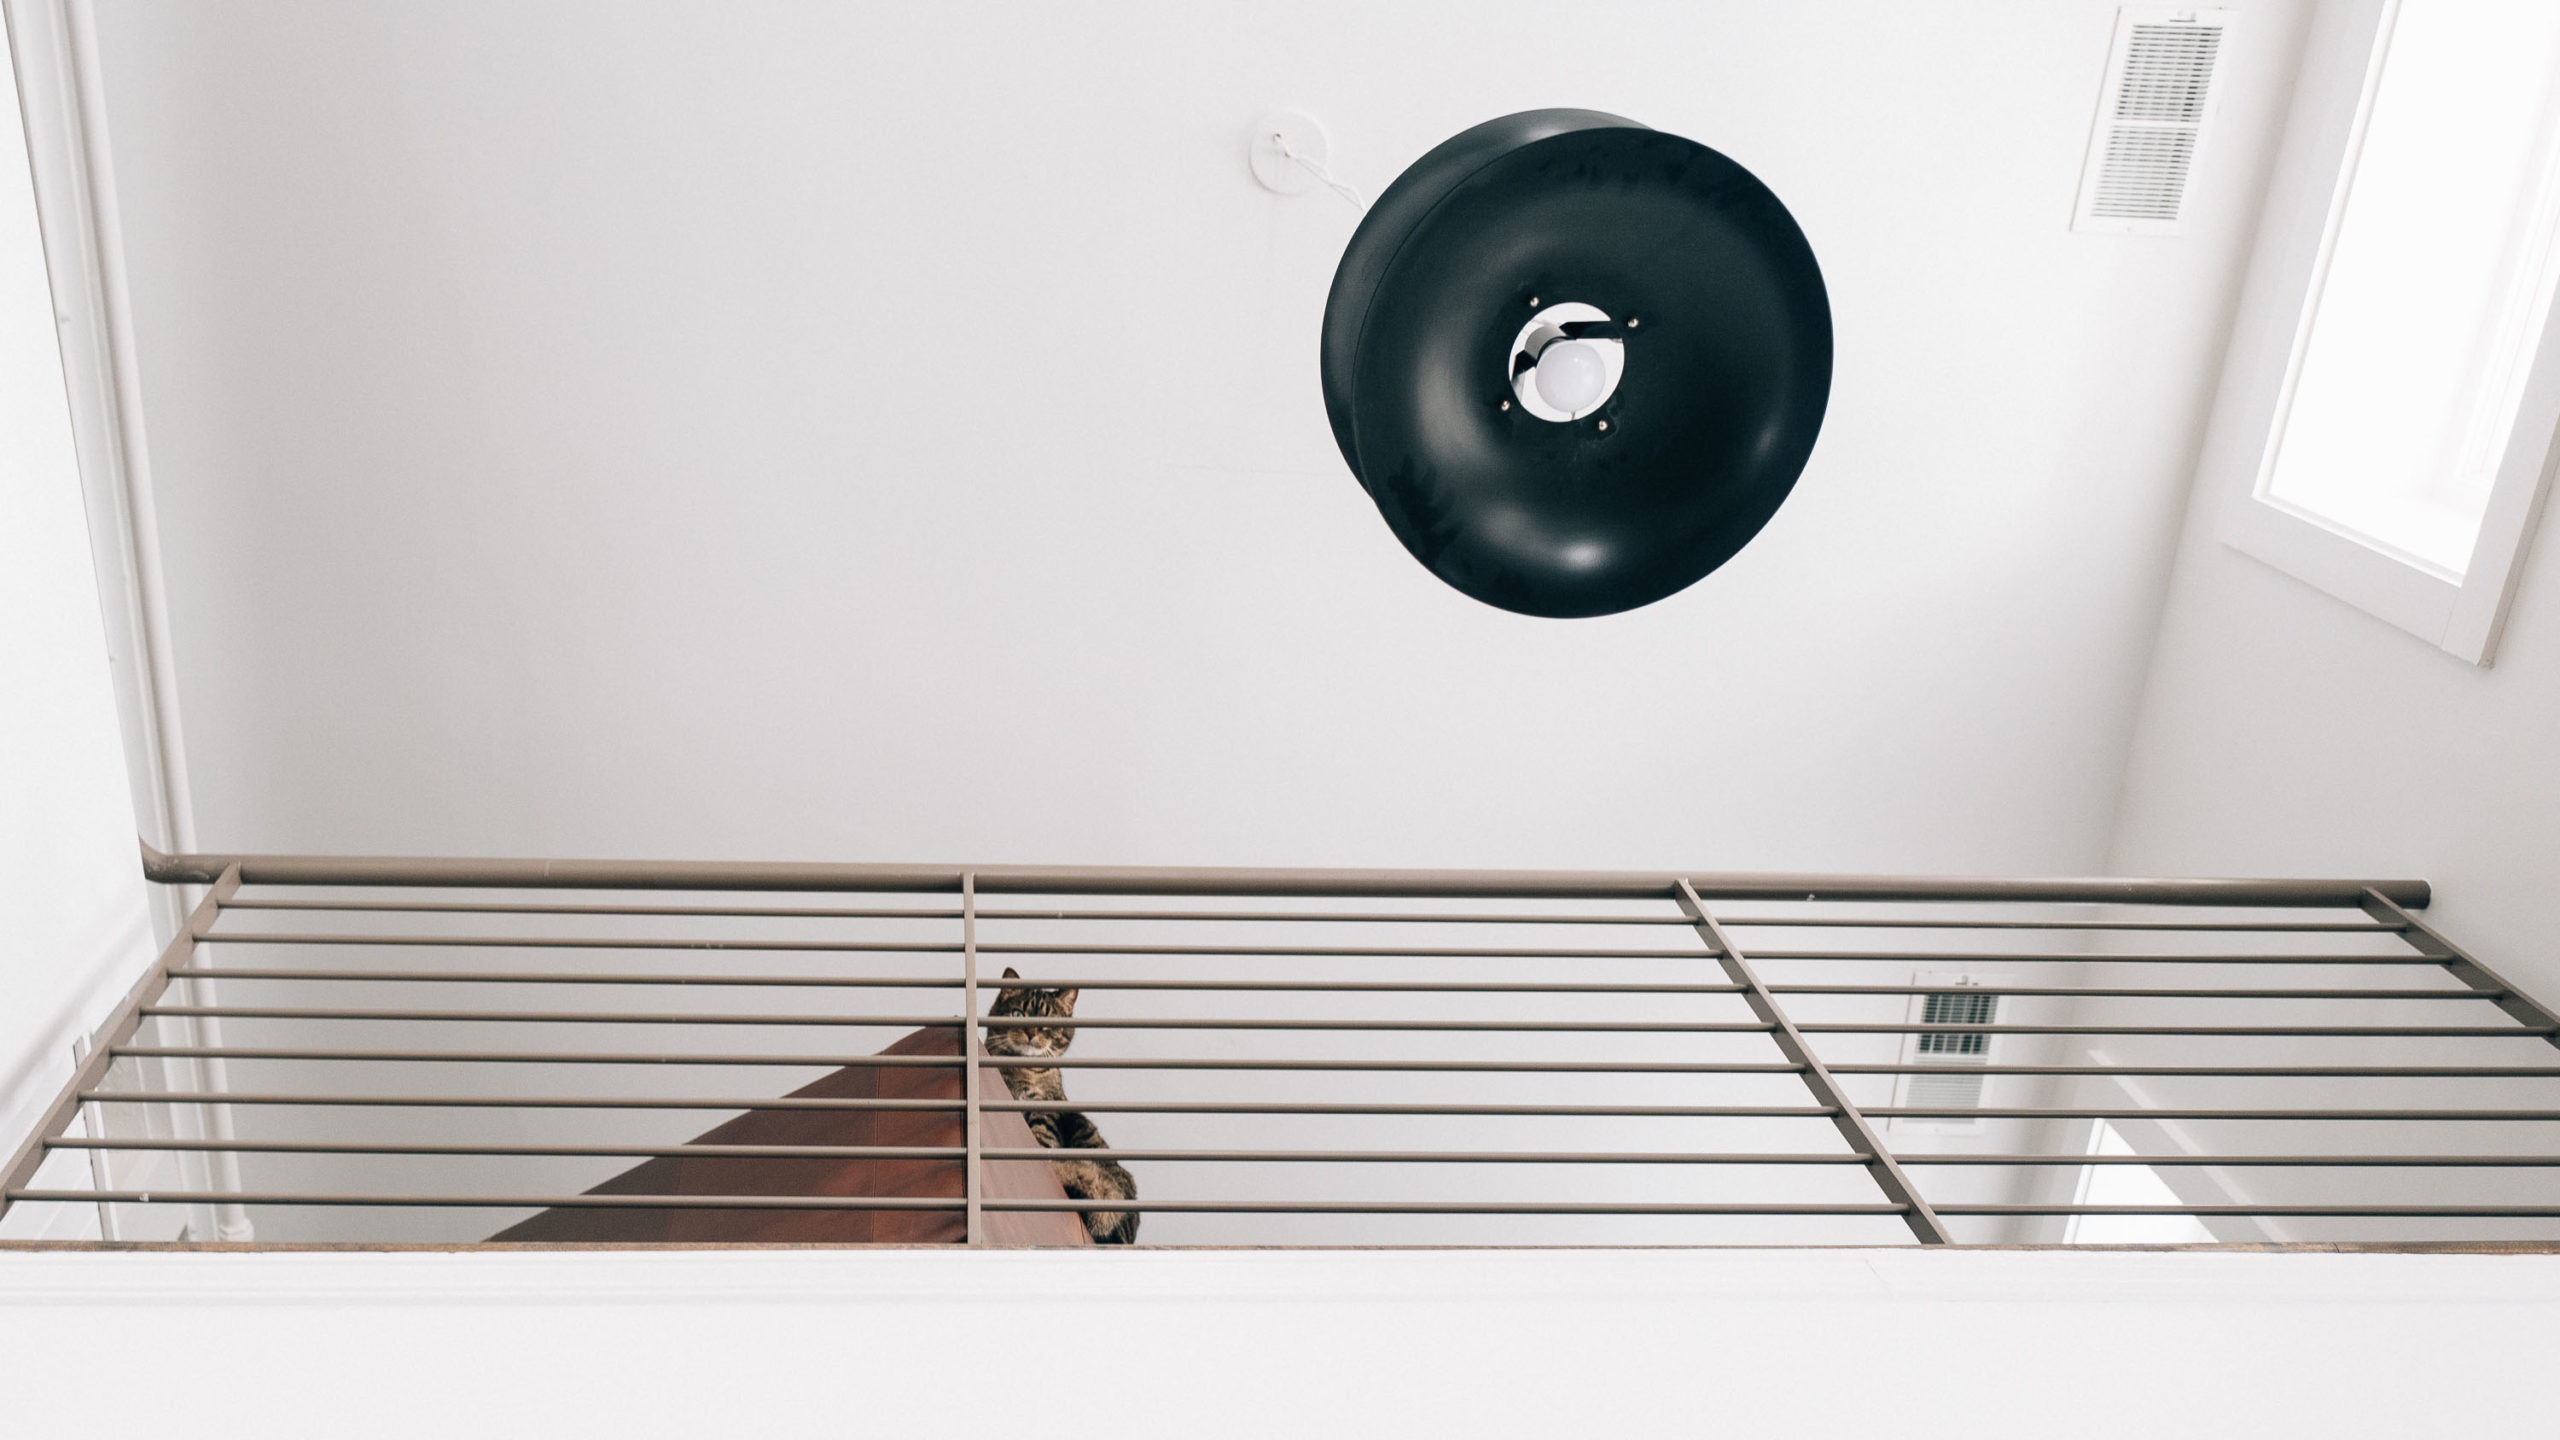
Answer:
79;0;2312;871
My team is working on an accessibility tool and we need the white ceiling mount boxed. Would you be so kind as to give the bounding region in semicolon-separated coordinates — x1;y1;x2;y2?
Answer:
1249;109;1330;195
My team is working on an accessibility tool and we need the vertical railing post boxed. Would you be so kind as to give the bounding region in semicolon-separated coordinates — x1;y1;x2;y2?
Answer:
2361;888;2560;1051
960;872;985;1245
1674;879;1952;1244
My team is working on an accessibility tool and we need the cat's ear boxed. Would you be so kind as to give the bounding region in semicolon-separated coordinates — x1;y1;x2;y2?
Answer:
1000;966;1022;982
1055;987;1080;1013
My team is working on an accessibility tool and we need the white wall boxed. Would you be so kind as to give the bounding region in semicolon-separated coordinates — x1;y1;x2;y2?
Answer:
0;18;161;1232
4;1247;2555;1439
72;0;2310;874
2106;0;2560;1015
2083;1;2560;1244
6;0;2350;1248
2113;468;2560;1014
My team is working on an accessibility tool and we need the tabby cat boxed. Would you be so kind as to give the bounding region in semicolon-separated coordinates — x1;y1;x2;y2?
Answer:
983;967;1139;1244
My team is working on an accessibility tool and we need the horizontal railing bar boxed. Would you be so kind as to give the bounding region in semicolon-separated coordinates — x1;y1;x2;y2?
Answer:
63;1139;2559;1166
159;970;2500;1003
1864;1108;2560;1120
971;1057;1807;1075
143;1007;974;1027
13;1189;1914;1216
96;1051;2560;1080
1769;986;2492;1000
972;1200;1913;1215
954;1147;1861;1165
141;1007;985;1028
1749;951;2431;964
107;1039;2560;1068
1932;1205;2560;1218
1894;1154;2560;1166
24;1190;2560;1219
203;904;2415;933
107;1049;1818;1076
119;1023;2559;1062
91;1093;2560;1120
84;1090;962;1110
981;1101;1840;1117
859;1014;1774;1033
224;898;966;921
167;967;964;989
8;1190;963;1210
51;1138;969;1160
935;1057;1808;1074
202;934;1727;961
978;909;1692;926
113;1046;950;1066
1827;1064;2560;1077
160;969;1749;996
190;935;2458;967
205;933;962;954
85;1091;1833;1118
120;1013;1787;1041
1018;944;2425;963
969;1148;2560;1167
1796;1024;2555;1037
45;1139;1881;1165
144;846;2430;906
143;1002;1775;1027
1719;917;2403;932
222;900;1728;927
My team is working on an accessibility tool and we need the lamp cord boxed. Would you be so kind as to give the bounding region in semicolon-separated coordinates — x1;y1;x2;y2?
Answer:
1273;133;1367;211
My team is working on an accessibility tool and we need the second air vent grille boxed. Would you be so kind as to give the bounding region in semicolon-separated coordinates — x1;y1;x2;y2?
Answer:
2076;9;2231;234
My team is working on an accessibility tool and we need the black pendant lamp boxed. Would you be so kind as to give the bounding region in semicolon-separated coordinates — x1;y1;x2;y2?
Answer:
1320;109;1832;618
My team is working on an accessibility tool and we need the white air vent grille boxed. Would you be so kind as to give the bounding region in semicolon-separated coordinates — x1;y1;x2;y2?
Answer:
2075;9;2231;234
1916;988;1997;1056
2089;127;2199;221
1892;973;1999;1132
2117;22;2223;122
1905;1069;1988;1111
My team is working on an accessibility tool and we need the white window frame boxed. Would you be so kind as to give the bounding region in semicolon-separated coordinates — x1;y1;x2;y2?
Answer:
2221;0;2560;667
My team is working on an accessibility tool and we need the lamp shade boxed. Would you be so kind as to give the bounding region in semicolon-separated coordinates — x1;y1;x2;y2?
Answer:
1319;110;1832;618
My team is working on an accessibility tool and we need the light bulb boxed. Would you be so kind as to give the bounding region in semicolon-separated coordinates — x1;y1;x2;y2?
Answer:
1533;340;1607;414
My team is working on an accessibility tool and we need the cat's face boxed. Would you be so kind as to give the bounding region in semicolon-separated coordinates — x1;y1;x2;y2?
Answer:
984;966;1078;1056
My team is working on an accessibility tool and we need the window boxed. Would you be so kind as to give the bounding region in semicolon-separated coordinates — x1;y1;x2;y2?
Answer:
2064;1119;2216;1245
2224;0;2560;665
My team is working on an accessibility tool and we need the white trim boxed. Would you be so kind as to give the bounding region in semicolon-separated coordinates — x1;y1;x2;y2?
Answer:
5;1246;2557;1308
2;0;196;877
2222;490;2458;640
2446;303;2560;660
3;0;250;1240
2219;0;2560;666
4;1250;2554;1440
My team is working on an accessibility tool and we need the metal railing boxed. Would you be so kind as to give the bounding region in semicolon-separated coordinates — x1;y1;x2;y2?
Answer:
3;846;2557;1247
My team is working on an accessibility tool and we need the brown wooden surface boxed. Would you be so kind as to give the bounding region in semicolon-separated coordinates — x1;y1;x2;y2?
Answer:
490;1026;1089;1245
